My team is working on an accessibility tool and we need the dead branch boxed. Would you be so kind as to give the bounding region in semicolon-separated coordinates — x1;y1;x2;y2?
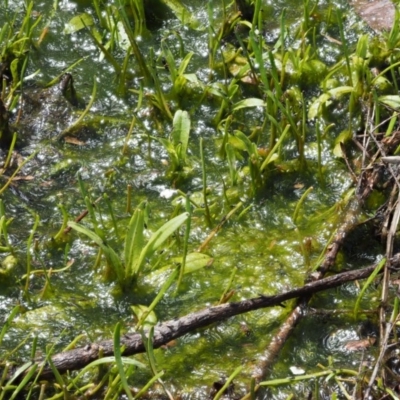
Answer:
22;263;378;381
363;107;400;399
364;189;400;399
250;192;365;386
246;101;398;395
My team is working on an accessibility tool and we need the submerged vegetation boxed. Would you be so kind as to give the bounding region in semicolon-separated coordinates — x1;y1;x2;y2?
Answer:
2;0;400;398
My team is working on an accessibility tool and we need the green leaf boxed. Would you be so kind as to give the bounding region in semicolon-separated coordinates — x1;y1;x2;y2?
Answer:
10;59;20;87
354;258;385;318
8;362;38;400
161;42;177;83
68;221;124;282
133;213;189;276
69;357;145;387
234;130;258;157
207;84;227;99
214;365;244;400
379;95;400;109
172;110;191;161
136;268;179;329
227;134;246;152
113;322;134;400
160;0;202;29
172;252;213;274
64;13;94;34
0;305;20;347
308;86;354;119
158;137;179;169
124;201;146;278
131;304;158;330
115;21;130;50
225;143;238;185
260;124;290;171
308;93;331;119
355;34;368;59
146;253;212;283
178;51;194;76
133;371;164;399
328;86;354;97
4;360;31;386
182;73;199;83
233;98;265;111
333;129;353;157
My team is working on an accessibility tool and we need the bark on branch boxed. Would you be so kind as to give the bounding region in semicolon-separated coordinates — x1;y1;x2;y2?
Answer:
27;264;378;380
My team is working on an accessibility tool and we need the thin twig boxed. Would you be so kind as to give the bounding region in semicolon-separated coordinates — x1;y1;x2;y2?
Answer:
363;192;400;399
63;196;102;234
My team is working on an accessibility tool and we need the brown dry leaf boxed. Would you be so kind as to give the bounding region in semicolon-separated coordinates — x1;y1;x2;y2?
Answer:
321;33;342;45
257;147;270;157
161;339;177;350
228;55;258;85
11;175;34;181
64;136;86;146
14;152;25;167
350;0;395;32
40;180;54;187
382;131;400;153
37;26;49;45
240;72;258;85
219;289;236;304
344;336;376;351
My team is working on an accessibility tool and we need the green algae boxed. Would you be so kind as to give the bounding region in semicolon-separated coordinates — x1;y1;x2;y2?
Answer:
0;0;396;398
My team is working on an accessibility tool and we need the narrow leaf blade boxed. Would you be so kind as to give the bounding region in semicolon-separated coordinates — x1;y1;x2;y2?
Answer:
124;201;146;276
134;212;189;275
172;110;191;159
68;221;124;281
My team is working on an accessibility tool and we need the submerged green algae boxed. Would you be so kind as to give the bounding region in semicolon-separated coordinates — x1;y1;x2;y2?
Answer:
0;0;392;397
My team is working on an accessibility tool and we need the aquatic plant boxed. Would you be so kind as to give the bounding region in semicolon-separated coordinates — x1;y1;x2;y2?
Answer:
0;1;39;88
0;2;42;146
155;109;192;184
68;201;189;290
4;0;400;398
161;41;197;105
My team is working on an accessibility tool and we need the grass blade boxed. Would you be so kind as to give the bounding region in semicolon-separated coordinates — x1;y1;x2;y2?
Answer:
133;212;189;276
136;268;179;329
68;221;124;283
353;258;385;318
172;110;190;162
114;322;134;400
213;365;243;400
124;201;146;278
0;305;20;348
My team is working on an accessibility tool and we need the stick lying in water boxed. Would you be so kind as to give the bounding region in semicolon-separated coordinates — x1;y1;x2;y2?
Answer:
20;262;379;381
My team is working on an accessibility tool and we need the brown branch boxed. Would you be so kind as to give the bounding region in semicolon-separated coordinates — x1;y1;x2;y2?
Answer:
246;105;400;397
364;192;400;399
250;193;365;386
25;264;378;381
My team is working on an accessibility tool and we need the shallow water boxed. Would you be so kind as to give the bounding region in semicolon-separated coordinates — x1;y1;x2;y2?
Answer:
0;0;385;398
